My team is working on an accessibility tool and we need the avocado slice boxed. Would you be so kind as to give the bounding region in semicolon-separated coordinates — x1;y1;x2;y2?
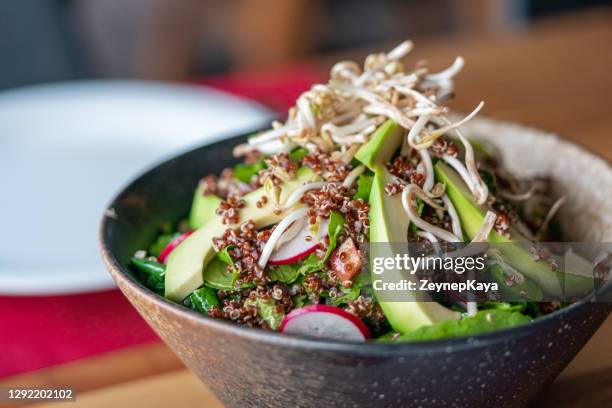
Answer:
434;162;593;298
165;167;319;301
355;120;403;170
369;164;460;333
487;264;544;301
189;184;222;229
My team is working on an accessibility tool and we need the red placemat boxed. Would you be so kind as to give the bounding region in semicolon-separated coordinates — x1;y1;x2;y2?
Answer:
0;64;325;379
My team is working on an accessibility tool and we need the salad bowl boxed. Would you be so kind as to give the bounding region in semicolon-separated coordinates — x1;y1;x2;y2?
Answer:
100;116;611;408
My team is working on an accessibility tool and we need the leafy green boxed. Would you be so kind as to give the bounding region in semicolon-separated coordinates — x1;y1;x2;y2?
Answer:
292;294;310;308
234;160;266;183
329;272;371;306
330;285;360;306
299;211;345;274
353;173;374;202
131;257;166;295
216;246;240;286
479;169;497;192
148;233;179;258
409;198;425;235
268;263;301;284
244;298;284;330
289;147;309;163
216;246;234;266
203;258;235;290
186;287;220;314
480;302;526;313
389;310;531;342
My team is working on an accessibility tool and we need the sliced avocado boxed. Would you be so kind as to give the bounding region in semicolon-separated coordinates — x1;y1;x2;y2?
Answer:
434;162;593;298
355;120;403;170
487;264;544;301
369;164;459;333
165;167;319;301
278;166;320;206
189;184;222;229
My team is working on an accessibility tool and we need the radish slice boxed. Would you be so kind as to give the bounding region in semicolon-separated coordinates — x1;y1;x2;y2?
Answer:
280;305;370;341
269;218;330;265
158;231;193;264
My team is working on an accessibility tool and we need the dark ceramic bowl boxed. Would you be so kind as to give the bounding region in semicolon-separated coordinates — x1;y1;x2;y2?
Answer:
100;118;611;408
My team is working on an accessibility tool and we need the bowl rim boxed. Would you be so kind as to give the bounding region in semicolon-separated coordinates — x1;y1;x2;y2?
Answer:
99;117;611;354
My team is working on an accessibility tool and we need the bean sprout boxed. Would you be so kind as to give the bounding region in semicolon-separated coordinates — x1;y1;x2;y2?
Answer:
401;185;462;243
258;207;309;268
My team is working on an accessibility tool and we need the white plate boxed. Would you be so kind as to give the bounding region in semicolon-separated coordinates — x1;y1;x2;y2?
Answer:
0;80;273;295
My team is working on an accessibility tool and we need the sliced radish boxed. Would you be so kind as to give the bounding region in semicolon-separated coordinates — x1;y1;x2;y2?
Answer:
158;230;193;264
280;304;370;341
329;238;362;282
269;218;329;265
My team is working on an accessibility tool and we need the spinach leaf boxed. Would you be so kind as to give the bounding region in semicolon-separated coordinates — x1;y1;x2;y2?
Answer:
186;287;220;314
131;257;165;295
216;246;234;266
479;169;497;192
299;211;345;274
353;173;374;202
203;258;236;290
234;160;266;183
289;147;309;163
244;297;284;330
389;310;531;342
148;233;179;258
268;263;301;284
204;257;254;291
216;246;239;286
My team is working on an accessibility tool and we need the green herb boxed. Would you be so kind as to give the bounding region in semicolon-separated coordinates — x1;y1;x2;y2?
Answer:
187;287;220;314
268;263;301;284
387;310;531;342
233;160;266;183
289;147;309;163
244;298;284;330
299;211;345;274
131;257;165;295
353;173;374;202
148;233;179;258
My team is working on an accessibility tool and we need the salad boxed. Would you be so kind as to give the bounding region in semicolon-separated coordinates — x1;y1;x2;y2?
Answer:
131;40;587;342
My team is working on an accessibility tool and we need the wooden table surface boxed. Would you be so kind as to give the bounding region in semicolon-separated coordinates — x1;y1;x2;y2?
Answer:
2;8;611;408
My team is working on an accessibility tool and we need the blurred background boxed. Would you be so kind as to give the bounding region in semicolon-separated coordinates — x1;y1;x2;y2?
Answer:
0;0;610;88
1;1;611;407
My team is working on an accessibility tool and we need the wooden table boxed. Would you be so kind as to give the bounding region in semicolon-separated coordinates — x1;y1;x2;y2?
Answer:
2;8;611;408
